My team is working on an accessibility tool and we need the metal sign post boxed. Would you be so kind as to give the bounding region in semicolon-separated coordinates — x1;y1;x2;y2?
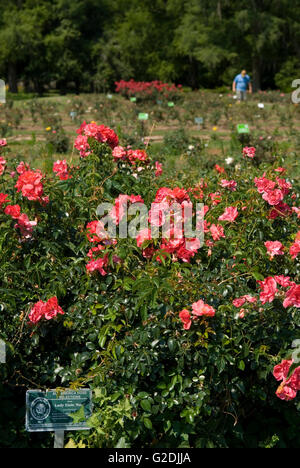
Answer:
0;339;6;364
0;80;6;104
54;430;65;449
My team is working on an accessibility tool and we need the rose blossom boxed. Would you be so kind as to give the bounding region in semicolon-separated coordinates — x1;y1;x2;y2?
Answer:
53;160;71;180
29;297;64;324
258;277;277;304
254;176;276;194
243;147;256;159
136;229;152;248
44;297;64;320
112;146;127;161
15;214;37;239
273;359;293;381
262;189;284;206
192;300;215;317
264;241;284;258
274;276;294;288
210;224;225;241
86;256;108;276
276;384;297;401
155;161;163;177
220;179;237;191
16;161;30;175
4;204;21;219
0;193;10;209
29;301;46;324
233;295;257;307
290;240;300;260
15;170;44;202
218;206;239;222
283;284;300;308
179;309;192;330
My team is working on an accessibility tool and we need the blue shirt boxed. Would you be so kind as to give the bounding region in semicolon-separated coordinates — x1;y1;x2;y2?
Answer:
234;74;251;91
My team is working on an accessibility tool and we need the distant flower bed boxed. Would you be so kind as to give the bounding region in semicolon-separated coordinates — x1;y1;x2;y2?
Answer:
115;79;182;101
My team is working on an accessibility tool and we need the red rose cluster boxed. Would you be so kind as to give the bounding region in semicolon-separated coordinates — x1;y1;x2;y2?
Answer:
15;164;48;204
254;173;293;219
257;276;300;308
85;220;120;276
136;187;202;263
115;79;182;97
263;231;300;261
53;160;72;180
273;359;300;401
74;121;118;157
1;194;37;240
112;146;149;165
29;297;64;324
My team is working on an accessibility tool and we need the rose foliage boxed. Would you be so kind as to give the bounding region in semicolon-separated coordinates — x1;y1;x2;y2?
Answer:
0;124;299;448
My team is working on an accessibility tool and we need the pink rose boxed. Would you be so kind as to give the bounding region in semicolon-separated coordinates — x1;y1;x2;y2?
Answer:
290;240;300;260
210;224;225;241
192;300;215;317
283;284;300;308
276;384;297;401
264;241;284;258
258;277;277;304
262;189;284;206
218;206;239;222
179;309;192;330
273;359;293;381
220;179;237;191
136;229;152;248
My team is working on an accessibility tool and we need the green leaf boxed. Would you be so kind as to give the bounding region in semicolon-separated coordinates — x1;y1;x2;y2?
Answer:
140;399;152;412
143;418;153;429
238;360;246;371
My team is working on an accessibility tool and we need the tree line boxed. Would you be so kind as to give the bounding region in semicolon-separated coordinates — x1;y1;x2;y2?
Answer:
0;0;299;94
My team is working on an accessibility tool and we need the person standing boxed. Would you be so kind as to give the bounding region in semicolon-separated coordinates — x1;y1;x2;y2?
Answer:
232;70;252;102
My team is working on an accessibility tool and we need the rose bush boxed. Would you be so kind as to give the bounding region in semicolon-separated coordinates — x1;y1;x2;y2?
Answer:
0;121;299;448
115;80;182;103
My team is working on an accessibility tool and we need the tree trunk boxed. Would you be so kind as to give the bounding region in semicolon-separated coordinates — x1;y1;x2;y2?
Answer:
217;1;222;20
252;57;261;92
187;57;199;89
8;63;18;93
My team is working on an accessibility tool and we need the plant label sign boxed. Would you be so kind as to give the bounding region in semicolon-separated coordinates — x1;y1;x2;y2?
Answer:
195;117;204;125
258;103;265;109
237;124;250;134
26;389;92;432
70;111;77;121
138;113;149;121
168;102;175;107
130;97;137;102
107;94;113;99
156;100;163;105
